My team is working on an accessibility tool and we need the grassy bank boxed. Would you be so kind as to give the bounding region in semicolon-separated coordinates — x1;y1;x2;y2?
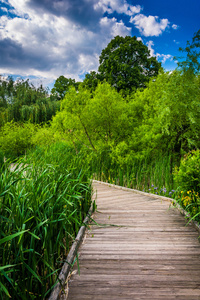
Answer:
0;143;93;299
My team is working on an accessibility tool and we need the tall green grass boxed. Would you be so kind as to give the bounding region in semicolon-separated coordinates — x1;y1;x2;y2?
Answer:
0;143;92;299
91;150;178;197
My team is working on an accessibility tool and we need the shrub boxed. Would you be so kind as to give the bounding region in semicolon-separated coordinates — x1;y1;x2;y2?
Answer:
174;149;200;193
0;121;37;158
174;150;200;222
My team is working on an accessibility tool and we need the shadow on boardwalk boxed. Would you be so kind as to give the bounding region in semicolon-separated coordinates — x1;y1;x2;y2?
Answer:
63;182;200;300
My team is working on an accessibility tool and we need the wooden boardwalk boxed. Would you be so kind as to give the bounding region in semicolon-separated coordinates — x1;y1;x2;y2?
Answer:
65;182;200;299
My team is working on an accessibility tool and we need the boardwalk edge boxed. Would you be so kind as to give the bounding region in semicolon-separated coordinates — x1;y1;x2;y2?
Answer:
48;206;94;300
93;180;200;234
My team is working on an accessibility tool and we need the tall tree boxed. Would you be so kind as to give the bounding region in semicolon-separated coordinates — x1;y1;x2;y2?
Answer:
81;71;102;93
51;76;80;100
0;78;59;126
129;71;200;157
98;35;161;94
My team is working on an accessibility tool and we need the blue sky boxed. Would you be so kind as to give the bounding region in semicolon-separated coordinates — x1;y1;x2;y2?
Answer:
0;0;199;90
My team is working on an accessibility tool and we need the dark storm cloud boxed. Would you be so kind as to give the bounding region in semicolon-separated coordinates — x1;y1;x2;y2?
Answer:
0;38;51;71
0;0;134;81
27;0;103;28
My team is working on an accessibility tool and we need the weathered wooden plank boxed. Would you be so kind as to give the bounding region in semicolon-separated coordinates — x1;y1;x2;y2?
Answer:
61;182;200;300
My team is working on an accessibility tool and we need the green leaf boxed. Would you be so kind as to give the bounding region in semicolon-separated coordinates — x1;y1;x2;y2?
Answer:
0;281;11;298
23;261;42;284
0;230;28;245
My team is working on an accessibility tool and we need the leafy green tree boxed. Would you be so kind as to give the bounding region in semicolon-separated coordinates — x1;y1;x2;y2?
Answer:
52;83;135;152
0;76;14;109
176;29;200;74
51;75;80;100
98;35;161;94
81;71;102;93
129;71;200;157
0;78;59;126
87;82;131;145
52;87;95;150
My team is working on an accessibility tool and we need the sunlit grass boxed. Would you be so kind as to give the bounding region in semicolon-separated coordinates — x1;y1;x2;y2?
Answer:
0;143;92;299
91;151;177;197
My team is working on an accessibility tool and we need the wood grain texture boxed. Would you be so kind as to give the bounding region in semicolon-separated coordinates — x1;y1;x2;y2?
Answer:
62;182;200;299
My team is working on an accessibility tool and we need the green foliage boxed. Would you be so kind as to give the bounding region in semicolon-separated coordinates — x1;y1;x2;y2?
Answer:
88;82;130;145
176;29;200;74
174;150;200;193
98;35;161;94
0;121;37;158
129;71;200;157
81;71;102;93
0;143;92;299
0;78;60;126
177;190;200;222
0;76;14;109
52;86;95;149
52;83;134;151
0;149;4;168
173;150;200;222
51;75;80;100
31;125;65;147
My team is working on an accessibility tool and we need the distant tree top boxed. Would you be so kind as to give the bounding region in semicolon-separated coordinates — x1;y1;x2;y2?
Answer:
51;75;79;100
98;35;162;94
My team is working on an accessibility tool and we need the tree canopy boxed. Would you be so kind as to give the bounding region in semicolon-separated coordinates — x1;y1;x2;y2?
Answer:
81;71;102;93
51;75;80;100
98;35;162;94
0;77;59;126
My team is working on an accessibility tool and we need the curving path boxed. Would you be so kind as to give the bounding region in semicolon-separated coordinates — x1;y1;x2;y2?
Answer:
65;181;200;300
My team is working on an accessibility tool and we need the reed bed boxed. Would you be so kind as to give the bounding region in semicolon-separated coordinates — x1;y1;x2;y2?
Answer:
91;151;177;197
0;143;92;299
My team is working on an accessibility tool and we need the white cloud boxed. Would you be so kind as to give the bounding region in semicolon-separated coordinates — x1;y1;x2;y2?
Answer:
1;7;8;12
6;0;32;18
0;0;133;85
94;0;142;16
136;37;143;42
100;17;131;38
157;54;173;64
131;14;169;36
146;40;173;64
146;40;155;56
0;0;175;87
172;24;178;30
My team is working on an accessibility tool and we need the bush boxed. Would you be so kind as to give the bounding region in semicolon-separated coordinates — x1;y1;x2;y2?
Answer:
174;149;200;193
0;121;37;158
174;150;200;222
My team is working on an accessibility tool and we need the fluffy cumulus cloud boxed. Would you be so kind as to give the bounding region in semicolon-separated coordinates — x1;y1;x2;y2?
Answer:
100;17;131;38
172;24;179;30
131;14;169;37
0;0;136;84
95;0;142;16
0;0;173;86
